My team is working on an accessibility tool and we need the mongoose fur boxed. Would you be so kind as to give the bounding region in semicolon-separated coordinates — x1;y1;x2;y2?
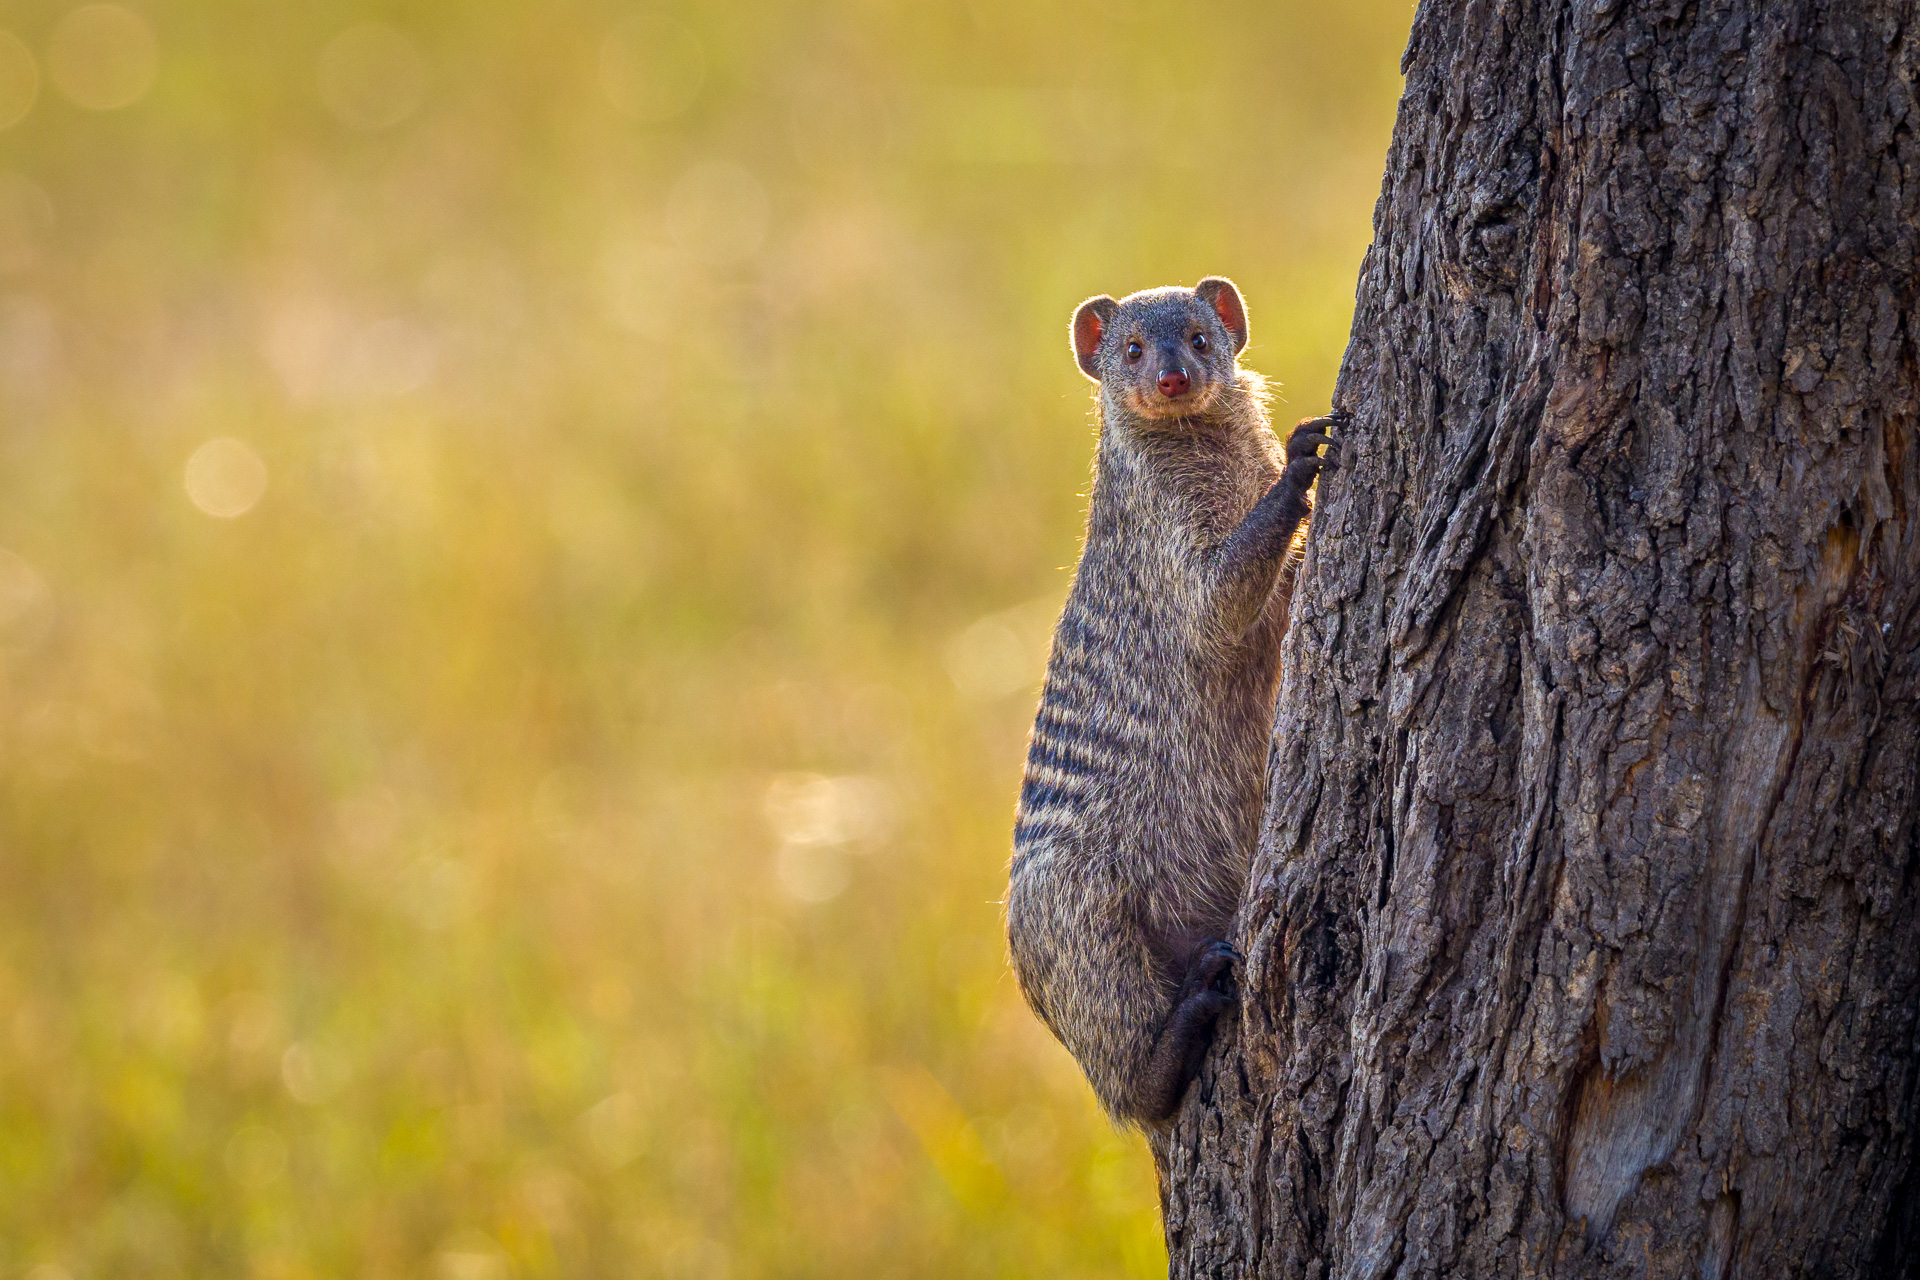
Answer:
1005;277;1340;1126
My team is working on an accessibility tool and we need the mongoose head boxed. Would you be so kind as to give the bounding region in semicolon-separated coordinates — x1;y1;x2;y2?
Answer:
1070;278;1249;421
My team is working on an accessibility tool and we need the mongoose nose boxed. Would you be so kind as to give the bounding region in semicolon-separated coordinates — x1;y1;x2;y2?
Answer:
1158;369;1191;398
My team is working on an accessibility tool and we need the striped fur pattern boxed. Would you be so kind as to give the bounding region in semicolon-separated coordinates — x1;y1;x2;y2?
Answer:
1006;279;1337;1126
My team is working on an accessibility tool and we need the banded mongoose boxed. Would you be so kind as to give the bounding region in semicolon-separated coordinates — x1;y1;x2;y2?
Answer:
1005;277;1340;1125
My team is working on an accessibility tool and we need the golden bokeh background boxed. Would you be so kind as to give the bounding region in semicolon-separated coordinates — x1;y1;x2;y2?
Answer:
0;1;1408;1274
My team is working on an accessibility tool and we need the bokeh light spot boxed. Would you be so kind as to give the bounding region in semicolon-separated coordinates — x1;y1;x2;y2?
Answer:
46;5;157;111
317;22;426;131
764;773;895;846
434;1234;509;1280
665;161;768;265
767;773;895;903
597;16;704;122
183;437;268;518
944;596;1060;700
281;1040;351;1105
0;32;39;128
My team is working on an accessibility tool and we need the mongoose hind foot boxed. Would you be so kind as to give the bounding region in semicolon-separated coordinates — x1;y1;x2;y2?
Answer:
1137;938;1242;1123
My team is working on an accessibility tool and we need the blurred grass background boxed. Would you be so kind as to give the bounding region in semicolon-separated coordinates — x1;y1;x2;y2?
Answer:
0;1;1408;1275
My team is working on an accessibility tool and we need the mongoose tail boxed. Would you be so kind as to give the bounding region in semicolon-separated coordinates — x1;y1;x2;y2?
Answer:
1007;276;1339;1126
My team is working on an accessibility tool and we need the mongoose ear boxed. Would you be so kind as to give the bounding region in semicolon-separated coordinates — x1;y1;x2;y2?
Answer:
1071;295;1120;382
1195;277;1248;356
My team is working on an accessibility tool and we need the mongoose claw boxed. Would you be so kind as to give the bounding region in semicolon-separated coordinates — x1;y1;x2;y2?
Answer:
1284;431;1339;463
1294;410;1350;433
1182;938;1242;1002
1282;434;1340;491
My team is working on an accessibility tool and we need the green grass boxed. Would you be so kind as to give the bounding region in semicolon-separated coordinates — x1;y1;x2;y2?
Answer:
0;0;1408;1273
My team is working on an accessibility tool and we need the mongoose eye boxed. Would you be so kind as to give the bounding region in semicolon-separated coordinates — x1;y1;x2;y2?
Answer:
1125;341;1143;362
1191;332;1209;352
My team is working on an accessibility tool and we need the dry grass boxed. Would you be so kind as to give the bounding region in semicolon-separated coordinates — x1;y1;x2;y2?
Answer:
0;0;1406;1274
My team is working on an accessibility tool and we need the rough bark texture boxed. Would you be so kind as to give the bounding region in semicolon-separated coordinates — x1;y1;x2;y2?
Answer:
1159;1;1920;1276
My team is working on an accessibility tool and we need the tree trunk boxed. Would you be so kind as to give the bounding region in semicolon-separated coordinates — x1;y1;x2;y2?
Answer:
1158;1;1920;1276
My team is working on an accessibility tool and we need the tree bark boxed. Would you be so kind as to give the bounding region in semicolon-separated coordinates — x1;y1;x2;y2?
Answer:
1159;1;1920;1276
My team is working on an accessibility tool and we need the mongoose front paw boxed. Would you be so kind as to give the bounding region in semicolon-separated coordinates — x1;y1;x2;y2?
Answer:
1284;416;1343;486
1286;420;1342;462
